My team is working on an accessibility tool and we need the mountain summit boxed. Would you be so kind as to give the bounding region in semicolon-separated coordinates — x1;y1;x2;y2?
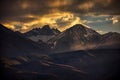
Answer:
48;24;120;52
24;25;60;36
48;24;101;52
23;25;60;42
98;32;120;48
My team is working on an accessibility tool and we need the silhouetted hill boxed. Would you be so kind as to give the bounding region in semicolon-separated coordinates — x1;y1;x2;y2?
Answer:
0;24;51;57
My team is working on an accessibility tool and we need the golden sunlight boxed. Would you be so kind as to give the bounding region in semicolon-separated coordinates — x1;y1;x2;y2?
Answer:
3;12;83;32
3;23;15;30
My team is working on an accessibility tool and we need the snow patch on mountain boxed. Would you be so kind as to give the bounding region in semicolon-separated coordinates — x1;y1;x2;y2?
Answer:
28;35;55;42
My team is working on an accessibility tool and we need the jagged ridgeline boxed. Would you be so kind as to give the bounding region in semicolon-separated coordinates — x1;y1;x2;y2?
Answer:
0;24;120;80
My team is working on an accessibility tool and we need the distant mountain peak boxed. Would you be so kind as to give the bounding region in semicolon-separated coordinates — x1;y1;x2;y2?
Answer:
23;25;61;42
68;24;90;30
41;25;51;30
67;24;86;32
105;32;120;35
24;24;60;36
64;24;100;37
0;24;14;34
48;24;101;52
41;25;61;34
52;28;61;34
71;24;86;28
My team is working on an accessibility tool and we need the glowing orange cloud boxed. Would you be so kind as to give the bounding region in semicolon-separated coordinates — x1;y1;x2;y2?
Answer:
3;12;85;33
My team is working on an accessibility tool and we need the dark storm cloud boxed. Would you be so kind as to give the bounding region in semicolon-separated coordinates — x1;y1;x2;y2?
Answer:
0;0;54;23
0;0;120;24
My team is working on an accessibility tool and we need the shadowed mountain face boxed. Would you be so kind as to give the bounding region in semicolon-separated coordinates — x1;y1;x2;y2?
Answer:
24;25;60;36
0;24;51;57
48;24;120;52
49;49;120;80
22;24;120;53
99;32;120;48
0;24;85;80
23;25;61;42
1;49;120;80
47;24;101;52
0;24;120;80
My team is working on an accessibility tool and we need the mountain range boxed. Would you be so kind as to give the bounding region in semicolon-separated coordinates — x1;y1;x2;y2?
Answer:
0;24;85;80
0;24;51;57
0;24;120;80
22;24;120;53
47;24;120;52
23;25;60;42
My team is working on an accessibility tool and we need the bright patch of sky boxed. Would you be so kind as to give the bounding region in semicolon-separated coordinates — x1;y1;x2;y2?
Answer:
80;15;120;34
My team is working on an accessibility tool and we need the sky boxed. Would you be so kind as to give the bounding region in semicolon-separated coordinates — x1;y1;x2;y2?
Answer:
0;0;120;34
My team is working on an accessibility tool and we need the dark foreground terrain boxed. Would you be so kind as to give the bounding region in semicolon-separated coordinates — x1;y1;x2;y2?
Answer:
0;24;120;80
0;48;120;80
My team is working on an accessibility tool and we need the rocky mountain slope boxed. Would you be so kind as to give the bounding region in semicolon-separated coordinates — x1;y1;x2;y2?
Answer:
23;25;60;42
0;24;51;57
48;24;120;52
0;24;120;80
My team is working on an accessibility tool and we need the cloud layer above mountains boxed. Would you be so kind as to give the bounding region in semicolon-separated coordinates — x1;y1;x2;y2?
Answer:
0;0;120;33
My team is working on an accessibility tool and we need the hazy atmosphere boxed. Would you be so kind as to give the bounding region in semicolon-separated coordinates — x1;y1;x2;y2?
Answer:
0;0;120;80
